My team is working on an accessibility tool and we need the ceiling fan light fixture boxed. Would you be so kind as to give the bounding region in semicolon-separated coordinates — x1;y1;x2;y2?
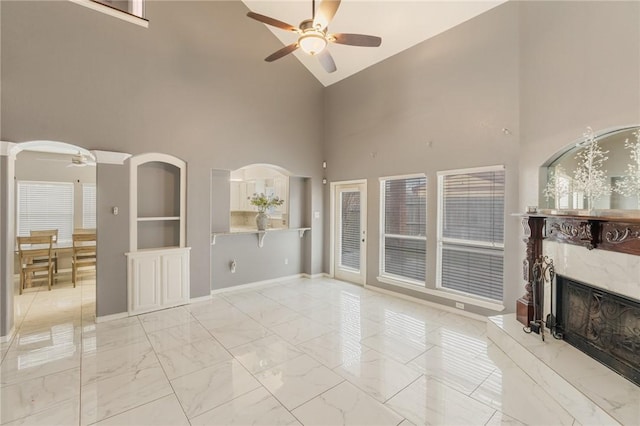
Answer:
299;31;327;56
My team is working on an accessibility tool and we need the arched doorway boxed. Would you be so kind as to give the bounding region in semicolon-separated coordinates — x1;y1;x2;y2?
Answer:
1;140;97;341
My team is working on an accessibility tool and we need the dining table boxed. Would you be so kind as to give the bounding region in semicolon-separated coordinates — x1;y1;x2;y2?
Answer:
16;239;97;286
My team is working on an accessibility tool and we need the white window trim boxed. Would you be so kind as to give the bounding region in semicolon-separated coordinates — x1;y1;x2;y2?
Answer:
69;0;149;28
378;173;427;285
83;183;97;229
376;274;505;311
437;164;505;177
440;237;504;250
435;165;505;303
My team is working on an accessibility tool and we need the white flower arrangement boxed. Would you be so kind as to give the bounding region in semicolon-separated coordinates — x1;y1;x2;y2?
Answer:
572;127;610;210
613;129;640;200
543;165;570;208
249;193;284;214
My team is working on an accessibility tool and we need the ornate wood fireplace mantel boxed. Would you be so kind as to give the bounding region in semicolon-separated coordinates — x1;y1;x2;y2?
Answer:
516;212;640;326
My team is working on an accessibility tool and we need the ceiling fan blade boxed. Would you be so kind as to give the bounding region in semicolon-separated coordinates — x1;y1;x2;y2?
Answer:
317;49;337;73
265;43;299;62
247;12;298;33
331;33;382;47
313;0;341;29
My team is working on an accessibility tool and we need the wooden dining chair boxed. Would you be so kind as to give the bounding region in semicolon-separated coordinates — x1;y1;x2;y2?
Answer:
17;235;54;294
72;233;97;287
30;229;59;273
74;228;96;235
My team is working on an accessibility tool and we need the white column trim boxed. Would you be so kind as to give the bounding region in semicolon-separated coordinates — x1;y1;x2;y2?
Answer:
0;141;16;156
91;150;132;165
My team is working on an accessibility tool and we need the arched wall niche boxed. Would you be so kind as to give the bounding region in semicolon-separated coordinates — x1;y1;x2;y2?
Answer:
539;124;640;213
230;163;292;230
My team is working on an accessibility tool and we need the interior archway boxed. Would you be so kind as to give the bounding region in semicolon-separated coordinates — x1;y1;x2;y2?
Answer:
4;139;98;339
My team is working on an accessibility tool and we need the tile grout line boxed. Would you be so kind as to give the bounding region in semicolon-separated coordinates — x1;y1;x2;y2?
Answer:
3;281;87;425
137;312;190;423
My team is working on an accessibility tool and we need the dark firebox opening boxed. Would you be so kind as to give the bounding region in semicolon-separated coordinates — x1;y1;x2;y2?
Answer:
556;275;640;387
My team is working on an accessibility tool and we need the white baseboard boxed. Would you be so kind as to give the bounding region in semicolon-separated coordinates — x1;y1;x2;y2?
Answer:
211;274;305;295
302;273;329;279
0;326;15;343
96;311;129;323
365;284;487;322
189;294;212;303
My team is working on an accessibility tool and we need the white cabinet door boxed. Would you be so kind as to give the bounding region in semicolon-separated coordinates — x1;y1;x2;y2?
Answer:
162;250;190;307
129;254;161;314
127;247;191;315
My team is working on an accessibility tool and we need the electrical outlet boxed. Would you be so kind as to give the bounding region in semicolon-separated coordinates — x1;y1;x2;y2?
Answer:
455;302;465;310
284;258;288;265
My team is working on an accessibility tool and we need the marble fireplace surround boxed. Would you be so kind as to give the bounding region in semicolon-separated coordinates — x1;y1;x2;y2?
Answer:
542;240;640;321
488;215;640;425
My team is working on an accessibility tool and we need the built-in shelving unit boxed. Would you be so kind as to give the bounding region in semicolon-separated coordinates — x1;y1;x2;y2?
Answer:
127;153;190;315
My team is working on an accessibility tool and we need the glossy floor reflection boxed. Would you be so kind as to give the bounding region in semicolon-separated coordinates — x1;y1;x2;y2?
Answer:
1;277;582;425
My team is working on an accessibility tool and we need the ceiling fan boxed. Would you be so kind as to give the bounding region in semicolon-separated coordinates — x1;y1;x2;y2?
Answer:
36;151;96;168
247;0;382;73
69;152;96;167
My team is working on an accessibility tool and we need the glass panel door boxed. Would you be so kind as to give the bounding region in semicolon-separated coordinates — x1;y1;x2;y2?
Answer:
334;182;366;285
340;191;361;271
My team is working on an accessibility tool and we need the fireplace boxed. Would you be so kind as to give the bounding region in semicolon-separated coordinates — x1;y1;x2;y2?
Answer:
556;275;640;386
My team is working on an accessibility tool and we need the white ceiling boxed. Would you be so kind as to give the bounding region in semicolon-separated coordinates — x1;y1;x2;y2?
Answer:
242;0;507;86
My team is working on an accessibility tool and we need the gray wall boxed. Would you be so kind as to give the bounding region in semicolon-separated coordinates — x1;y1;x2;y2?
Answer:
3;0;638;330
210;169;231;233
287;176;310;229
209;173;311;289
324;2;521;316
1;0;325;319
211;231;308;290
323;1;640;316
0;155;14;337
518;0;640;209
96;163;129;316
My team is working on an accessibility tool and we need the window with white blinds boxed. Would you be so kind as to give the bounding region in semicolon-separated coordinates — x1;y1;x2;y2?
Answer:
83;183;97;229
380;175;427;284
17;181;74;243
437;166;505;301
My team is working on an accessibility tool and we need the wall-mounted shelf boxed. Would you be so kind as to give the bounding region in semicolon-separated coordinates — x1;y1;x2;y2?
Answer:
211;227;310;248
137;216;181;222
518;212;640;255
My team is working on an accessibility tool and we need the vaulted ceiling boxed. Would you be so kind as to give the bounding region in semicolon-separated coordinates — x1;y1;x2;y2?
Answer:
242;0;507;86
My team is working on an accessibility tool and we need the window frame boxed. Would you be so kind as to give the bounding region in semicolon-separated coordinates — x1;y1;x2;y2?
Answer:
378;173;427;286
16;180;75;243
69;0;148;27
435;165;505;303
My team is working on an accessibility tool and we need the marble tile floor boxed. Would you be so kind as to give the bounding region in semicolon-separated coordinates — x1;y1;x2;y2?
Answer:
1;277;588;425
488;314;640;426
